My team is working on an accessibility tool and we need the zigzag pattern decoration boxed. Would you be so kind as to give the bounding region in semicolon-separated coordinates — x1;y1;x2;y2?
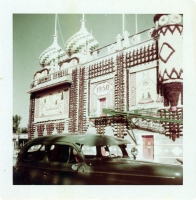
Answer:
158;24;183;36
39;42;66;67
160;68;183;82
65;30;99;56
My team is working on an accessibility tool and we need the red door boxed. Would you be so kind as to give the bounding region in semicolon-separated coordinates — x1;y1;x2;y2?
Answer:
142;135;154;160
99;98;106;116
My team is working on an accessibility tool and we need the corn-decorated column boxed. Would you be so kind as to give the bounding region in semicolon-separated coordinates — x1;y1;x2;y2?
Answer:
153;14;183;111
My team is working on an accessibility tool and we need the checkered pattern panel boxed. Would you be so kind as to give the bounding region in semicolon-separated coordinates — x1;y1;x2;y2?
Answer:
39;41;66;67
65;29;99;55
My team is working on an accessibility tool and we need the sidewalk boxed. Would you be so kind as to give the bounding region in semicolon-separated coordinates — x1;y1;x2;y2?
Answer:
13;148;19;166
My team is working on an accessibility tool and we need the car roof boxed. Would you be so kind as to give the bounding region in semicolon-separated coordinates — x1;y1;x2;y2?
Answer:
26;134;131;146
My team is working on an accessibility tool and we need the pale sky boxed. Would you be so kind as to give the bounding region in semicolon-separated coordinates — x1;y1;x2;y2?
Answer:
2;0;196;198
13;14;155;128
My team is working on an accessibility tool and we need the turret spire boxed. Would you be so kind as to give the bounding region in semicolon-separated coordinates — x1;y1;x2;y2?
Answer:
81;14;86;30
122;14;125;35
39;14;66;68
135;14;138;34
54;14;58;43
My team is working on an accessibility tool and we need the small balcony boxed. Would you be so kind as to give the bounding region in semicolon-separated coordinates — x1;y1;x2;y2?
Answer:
28;69;72;93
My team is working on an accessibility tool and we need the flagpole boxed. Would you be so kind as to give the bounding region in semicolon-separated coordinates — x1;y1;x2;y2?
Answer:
55;14;57;36
135;14;138;34
123;14;125;35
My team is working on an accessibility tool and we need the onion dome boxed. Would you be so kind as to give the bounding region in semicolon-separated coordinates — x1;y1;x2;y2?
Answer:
39;35;66;67
65;19;99;56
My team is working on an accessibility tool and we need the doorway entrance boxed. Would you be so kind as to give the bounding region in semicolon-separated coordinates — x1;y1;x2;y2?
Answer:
99;98;106;116
142;135;154;160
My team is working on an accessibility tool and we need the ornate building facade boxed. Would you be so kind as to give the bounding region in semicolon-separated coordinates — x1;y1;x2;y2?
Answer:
28;14;183;164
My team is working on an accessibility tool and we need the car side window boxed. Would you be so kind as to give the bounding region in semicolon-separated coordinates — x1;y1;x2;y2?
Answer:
27;144;44;152
48;144;79;163
82;145;96;156
24;144;45;161
48;144;69;163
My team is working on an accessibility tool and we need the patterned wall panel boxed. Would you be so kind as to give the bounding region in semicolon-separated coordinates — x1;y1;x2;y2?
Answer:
89;57;115;79
158;107;183;141
129;73;136;106
28;93;35;139
128;68;159;109
126;41;158;68
78;67;87;133
113;53;128;138
56;122;65;134
37;124;44;137
89;78;114;116
115;53;125;111
68;69;78;133
46;123;54;135
34;90;69;120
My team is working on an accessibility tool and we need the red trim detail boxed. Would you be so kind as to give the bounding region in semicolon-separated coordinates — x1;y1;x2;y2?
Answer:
34;68;49;78
154;14;183;23
159;42;175;63
163;82;183;107
60;57;79;66
153;14;167;23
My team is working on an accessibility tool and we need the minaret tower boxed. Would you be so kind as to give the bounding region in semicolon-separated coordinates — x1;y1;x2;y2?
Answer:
39;14;66;70
52;14;59;72
65;14;99;61
154;14;183;111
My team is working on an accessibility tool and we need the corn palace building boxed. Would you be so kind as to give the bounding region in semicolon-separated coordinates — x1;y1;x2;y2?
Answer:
27;14;183;164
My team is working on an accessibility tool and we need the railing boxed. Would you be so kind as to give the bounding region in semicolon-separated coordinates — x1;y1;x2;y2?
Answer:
30;28;156;89
90;27;155;59
31;69;70;89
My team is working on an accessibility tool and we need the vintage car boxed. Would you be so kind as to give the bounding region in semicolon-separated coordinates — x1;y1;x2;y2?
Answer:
13;134;183;185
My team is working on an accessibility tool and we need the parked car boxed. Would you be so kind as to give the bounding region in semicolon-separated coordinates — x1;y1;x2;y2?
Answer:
13;134;183;185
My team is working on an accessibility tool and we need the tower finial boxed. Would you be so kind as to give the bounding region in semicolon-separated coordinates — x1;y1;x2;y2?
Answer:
81;14;86;29
54;14;58;43
123;14;125;35
54;14;57;36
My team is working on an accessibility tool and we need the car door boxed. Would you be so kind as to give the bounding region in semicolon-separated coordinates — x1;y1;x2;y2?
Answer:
42;144;89;185
19;143;46;185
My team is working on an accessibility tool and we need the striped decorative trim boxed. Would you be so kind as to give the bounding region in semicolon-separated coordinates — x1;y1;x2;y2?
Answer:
39;41;66;67
65;29;99;56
